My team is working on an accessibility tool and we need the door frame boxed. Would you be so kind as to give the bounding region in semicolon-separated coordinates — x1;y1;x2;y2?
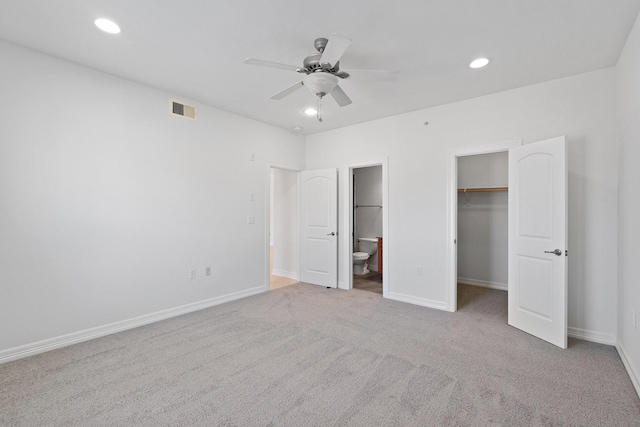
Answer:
342;157;389;296
446;141;521;312
264;163;301;292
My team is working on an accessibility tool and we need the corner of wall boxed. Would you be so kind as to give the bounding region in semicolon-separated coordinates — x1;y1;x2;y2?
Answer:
615;7;640;399
617;341;640;398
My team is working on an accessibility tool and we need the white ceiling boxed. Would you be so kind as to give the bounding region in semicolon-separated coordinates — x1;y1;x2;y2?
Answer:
1;0;639;135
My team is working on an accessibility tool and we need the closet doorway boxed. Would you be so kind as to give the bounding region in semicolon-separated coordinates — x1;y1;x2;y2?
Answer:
448;137;568;347
268;167;299;290
456;152;509;311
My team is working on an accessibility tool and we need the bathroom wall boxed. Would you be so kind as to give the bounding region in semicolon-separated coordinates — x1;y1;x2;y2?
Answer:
457;152;508;289
354;166;382;271
272;168;299;280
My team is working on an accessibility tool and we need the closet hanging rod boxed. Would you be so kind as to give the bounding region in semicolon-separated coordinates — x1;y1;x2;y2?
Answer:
457;187;508;193
355;204;383;208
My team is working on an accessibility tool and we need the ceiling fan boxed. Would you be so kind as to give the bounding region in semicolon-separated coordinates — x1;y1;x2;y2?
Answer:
244;34;396;121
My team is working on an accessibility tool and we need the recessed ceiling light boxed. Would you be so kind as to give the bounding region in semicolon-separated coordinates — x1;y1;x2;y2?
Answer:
303;108;318;116
95;18;121;34
470;58;490;69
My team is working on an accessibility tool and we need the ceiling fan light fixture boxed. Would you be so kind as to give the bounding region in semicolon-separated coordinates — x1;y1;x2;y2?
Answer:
95;18;121;34
470;58;490;69
303;73;339;97
303;108;318;116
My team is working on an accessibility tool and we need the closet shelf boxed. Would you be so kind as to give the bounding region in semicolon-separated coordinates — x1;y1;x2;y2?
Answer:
457;187;508;193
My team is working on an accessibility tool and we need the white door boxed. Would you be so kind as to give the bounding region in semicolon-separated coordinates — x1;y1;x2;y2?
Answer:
300;169;338;287
508;136;567;348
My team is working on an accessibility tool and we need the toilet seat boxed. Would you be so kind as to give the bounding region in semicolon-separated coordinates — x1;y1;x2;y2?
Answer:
353;252;369;260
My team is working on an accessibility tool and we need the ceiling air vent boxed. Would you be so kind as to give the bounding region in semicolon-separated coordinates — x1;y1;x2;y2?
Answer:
170;99;197;121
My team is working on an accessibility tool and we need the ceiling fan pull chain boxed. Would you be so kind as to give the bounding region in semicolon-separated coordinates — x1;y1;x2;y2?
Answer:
317;95;323;122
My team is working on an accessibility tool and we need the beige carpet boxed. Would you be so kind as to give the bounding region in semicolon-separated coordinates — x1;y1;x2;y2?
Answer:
1;283;639;426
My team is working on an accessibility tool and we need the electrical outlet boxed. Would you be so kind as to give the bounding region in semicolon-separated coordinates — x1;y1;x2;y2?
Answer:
633;309;638;332
416;266;423;275
250;193;255;201
205;266;212;276
250;153;255;161
247;215;255;224
189;269;196;279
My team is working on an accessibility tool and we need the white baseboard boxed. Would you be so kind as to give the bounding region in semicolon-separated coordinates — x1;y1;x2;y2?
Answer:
271;269;299;280
567;327;616;345
458;277;508;291
0;286;265;365
616;341;640;399
387;292;448;311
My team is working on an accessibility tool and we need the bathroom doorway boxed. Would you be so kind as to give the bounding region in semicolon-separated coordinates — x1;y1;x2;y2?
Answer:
269;167;299;290
351;165;383;294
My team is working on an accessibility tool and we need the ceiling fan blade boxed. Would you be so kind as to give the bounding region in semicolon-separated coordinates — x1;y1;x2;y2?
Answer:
244;58;300;72
341;69;398;81
320;33;352;68
329;84;352;107
270;80;304;100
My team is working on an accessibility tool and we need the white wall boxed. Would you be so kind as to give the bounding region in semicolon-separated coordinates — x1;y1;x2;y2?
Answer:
457;152;508;289
354;166;382;270
270;170;275;246
616;12;640;392
306;68;619;342
272;168;299;279
457;152;508;189
0;41;305;359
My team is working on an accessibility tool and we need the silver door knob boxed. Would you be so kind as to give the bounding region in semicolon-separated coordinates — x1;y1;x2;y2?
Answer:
544;249;562;256
327;232;336;236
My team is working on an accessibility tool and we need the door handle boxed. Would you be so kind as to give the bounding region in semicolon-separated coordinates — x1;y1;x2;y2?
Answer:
327;232;336;236
544;249;562;256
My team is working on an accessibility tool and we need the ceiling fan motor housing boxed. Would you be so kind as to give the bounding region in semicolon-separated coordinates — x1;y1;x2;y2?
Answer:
303;53;340;73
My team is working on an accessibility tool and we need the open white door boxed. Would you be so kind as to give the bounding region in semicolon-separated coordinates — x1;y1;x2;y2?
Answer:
300;169;338;287
508;136;567;348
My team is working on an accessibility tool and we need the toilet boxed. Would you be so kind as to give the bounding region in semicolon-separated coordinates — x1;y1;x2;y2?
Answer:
353;237;379;275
